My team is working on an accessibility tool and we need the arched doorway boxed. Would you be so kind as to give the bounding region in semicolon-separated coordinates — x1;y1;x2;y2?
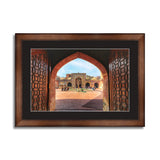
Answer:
94;83;99;88
86;82;90;88
49;52;109;111
68;82;72;87
75;77;82;88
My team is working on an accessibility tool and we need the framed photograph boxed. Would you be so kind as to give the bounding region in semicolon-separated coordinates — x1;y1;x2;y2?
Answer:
15;33;145;127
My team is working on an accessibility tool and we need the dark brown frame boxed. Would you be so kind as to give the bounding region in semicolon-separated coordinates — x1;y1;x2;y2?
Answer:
15;33;145;127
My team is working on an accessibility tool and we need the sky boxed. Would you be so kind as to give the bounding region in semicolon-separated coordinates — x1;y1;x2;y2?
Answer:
57;58;101;77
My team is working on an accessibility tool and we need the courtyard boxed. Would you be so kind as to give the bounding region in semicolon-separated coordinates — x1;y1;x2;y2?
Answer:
55;88;103;111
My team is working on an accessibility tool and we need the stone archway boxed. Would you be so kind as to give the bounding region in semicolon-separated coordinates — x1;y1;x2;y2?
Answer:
75;77;82;88
94;83;99;88
49;52;109;111
86;82;90;88
67;82;72;87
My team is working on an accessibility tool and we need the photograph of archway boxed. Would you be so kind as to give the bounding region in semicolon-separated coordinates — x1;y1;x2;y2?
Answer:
30;49;130;112
55;58;104;111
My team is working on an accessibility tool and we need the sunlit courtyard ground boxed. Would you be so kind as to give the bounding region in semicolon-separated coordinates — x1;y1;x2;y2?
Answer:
55;88;103;111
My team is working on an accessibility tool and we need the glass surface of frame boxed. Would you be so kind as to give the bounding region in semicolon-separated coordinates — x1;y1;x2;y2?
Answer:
30;48;130;113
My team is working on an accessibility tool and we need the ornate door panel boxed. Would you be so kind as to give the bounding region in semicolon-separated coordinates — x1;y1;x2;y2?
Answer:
31;49;48;111
109;50;130;111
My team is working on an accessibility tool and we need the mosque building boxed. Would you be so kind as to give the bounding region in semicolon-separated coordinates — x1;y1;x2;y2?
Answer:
55;73;103;89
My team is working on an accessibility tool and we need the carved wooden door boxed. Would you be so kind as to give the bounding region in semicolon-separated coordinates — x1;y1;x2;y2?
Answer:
30;49;48;111
109;50;130;111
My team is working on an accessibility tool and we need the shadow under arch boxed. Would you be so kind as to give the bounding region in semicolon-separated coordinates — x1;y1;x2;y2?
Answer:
49;52;109;111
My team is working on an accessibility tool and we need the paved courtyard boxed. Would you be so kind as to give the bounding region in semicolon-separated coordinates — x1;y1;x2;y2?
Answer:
55;89;103;111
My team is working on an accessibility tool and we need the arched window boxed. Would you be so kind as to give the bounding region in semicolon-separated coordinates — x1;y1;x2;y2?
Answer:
68;82;72;87
94;83;99;88
85;82;90;88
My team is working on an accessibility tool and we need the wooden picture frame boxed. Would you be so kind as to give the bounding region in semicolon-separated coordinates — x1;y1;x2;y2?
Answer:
15;33;145;127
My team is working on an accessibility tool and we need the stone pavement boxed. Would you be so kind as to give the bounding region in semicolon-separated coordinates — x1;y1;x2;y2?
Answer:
55;89;103;111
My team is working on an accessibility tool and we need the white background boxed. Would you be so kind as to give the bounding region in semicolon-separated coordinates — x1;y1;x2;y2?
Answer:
0;0;160;160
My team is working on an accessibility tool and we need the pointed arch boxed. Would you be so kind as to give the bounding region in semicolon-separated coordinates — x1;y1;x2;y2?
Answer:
49;52;109;111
